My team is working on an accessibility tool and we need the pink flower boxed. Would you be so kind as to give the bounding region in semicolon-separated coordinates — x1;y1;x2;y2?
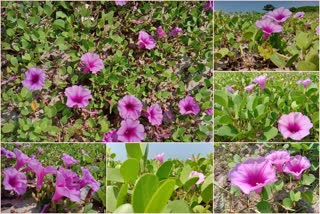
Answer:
52;167;81;203
118;95;143;120
114;0;127;6
283;155;311;179
117;119;145;142
169;27;182;37
1;148;16;159
14;149;30;170
265;7;292;23
189;171;205;185
156;26;166;38
203;1;214;11
252;75;267;89
37;147;43;154
294;12;305;19
296;78;312;88
22;67;46;91
178;95;200;115
3;167;27;195
62;153;79;168
28;159;56;190
138;31;156;50
226;86;234;94
265;150;290;172
147;104;163;126
102;130;118;143
154;152;164;164
278;112;313;140
229;157;277;194
205;108;213;115
80;167;100;192
80;52;104;74
255;19;283;39
244;84;255;93
65;85;92;108
316;25;319;36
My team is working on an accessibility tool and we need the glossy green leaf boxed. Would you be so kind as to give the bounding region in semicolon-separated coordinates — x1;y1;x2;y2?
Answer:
120;158;139;182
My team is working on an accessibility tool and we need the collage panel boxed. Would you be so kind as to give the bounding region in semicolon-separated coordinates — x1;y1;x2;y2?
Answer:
214;142;319;213
106;143;213;213
1;143;106;213
214;0;319;71
214;72;319;142
1;1;213;143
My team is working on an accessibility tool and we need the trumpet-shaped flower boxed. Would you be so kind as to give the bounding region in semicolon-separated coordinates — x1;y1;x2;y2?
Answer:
205;108;213;115
178;95;200;115
3;167;27;195
28;159;56;190
253;75;267;89
294;12;305;19
22;67;46;91
14;149;30;170
244;84;255;93
265;7;292;23
65;85;92;108
154;152;164;164
118;95;143;120
169;27;182;37
296;78;312;88
114;0;127;6
229;157;277;194
62;153;79;168
147;104;163;126
278;112;313;140
138;31;156;50
102;130;118;143
226;86;234;94
189;171;205;185
156;26;166;38
265;150;290;172
283;155;311;179
255;19;283;39
80;53;104;74
117;119;145;142
80;167;100;192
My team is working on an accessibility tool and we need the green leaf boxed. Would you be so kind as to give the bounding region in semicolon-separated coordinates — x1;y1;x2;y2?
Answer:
116;183;128;208
166;200;191;213
120;158;139;183
156;161;173;180
53;19;65;29
107;168;124;183
113;204;134;213
2;123;15;133
263;127;278;141
179;164;192;184
282;198;292;209
219;115;233;125
132;174;159;213
106;186;117;212
301;174;315;185
296;32;312;50
296;61;317;71
290;191;301;202
301;191;314;205
125;144;143;160
257;201;272;213
201;175;213;203
214;90;228;108
270;52;287;68
145;179;176;213
44;106;57;118
183;177;199;191
216;125;238;137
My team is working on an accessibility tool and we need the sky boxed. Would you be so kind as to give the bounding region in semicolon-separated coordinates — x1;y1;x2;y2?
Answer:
215;1;319;13
107;143;213;161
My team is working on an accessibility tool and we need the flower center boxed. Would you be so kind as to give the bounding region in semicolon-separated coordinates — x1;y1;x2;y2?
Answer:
88;61;95;69
289;164;302;173
185;105;193;112
287;123;300;133
31;74;40;83
125;103;134;110
275;14;285;20
72;96;83;104
124;128;134;137
9;177;17;187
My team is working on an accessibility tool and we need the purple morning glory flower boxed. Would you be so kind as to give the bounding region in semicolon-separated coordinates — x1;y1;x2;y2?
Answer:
22;67;46;91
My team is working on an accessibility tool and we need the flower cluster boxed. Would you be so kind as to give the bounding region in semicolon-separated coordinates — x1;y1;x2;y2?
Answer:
229;151;311;194
1;147;100;204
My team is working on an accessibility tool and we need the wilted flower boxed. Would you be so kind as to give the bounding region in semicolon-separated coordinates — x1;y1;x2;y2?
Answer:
294;12;305;19
189;171;205;185
253;75;267;89
14;149;30;170
296;78;312;88
28;159;56;190
244;84;255;93
80;167;100;192
283;155;311;179
117;119;145;142
169;27;182;37
278;112;313;140
52;167;81;203
226;85;234;94
156;26;166;38
80;53;104;74
154;152;164;164
255;19;283;39
265;150;290;172
62;153;79;168
205;108;213;115
102;130;118;143
118;95;143;120
131;20;144;24
138;31;156;50
3;167;27;195
147;104;163;126
229;157;277;194
114;0;127;6
22;67;46;91
265;7;292;23
65;85;92;108
178;95;200;115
